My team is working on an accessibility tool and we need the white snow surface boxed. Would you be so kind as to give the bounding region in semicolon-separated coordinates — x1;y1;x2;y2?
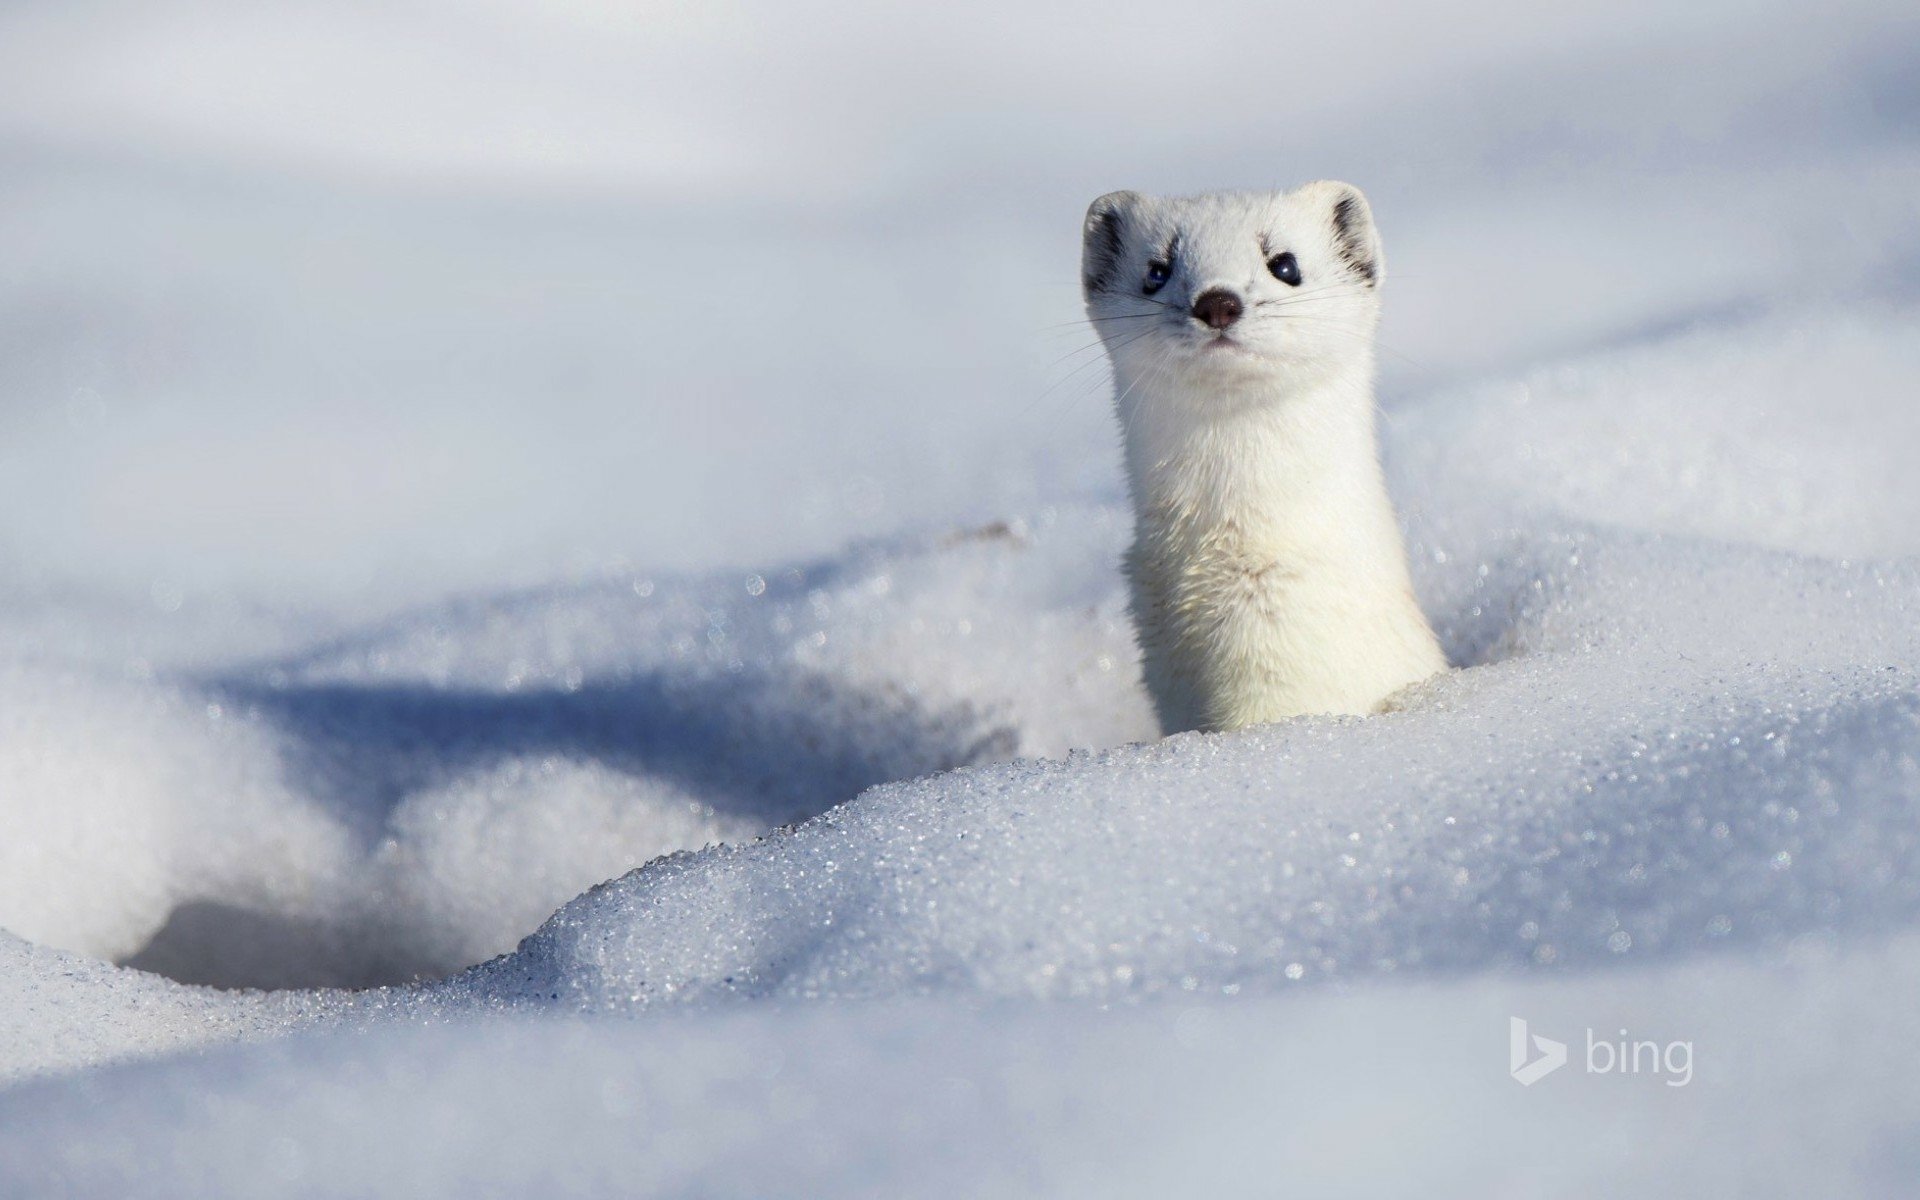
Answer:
4;0;1920;1195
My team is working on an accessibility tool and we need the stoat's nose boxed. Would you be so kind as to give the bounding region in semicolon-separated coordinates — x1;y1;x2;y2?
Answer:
1191;288;1243;331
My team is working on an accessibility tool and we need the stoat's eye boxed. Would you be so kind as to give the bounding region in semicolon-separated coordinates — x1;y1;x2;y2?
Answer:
1267;251;1302;287
1143;261;1171;296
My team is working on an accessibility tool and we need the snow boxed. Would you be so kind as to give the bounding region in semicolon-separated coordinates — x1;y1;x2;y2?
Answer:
3;0;1920;1194
9;942;1920;1196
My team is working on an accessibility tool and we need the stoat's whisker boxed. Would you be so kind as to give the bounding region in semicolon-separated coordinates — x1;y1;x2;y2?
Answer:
1130;293;1184;311
1043;334;1122;373
1110;339;1164;417
1036;330;1152;437
1045;330;1145;382
1252;286;1374;309
1041;310;1166;332
1252;312;1426;371
1025;327;1158;419
1268;280;1364;297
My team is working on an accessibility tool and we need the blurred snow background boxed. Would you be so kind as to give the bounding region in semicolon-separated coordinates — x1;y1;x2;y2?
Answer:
1;0;1919;1195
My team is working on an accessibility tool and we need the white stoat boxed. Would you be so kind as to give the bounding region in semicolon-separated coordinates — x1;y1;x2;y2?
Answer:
1081;182;1445;735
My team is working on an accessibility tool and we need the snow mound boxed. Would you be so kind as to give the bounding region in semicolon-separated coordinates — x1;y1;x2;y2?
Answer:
0;520;1132;988
0;663;348;966
463;524;1920;1009
0;932;325;1084
8;937;1920;1197
345;296;1914;1012
1392;303;1920;560
5;299;1919;1007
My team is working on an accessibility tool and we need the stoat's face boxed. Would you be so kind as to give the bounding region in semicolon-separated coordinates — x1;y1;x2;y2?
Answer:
1080;182;1385;400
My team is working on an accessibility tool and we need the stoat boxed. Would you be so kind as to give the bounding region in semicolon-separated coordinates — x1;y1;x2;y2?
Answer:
1081;182;1445;734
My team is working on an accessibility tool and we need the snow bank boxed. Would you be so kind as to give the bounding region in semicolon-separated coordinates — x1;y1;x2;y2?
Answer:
15;297;1914;999
0;663;348;966
0;521;1115;987
7;938;1920;1197
466;520;1920;1009
0;932;326;1085
3;291;1918;1187
1393;303;1920;561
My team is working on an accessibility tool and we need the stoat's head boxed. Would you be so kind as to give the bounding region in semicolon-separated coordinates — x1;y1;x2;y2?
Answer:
1081;182;1384;401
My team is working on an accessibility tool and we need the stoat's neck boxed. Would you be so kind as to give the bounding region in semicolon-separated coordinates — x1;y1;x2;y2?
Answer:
1121;358;1401;563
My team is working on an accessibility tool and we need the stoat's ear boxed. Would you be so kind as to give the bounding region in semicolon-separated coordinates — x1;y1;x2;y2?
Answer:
1082;190;1141;297
1304;180;1382;287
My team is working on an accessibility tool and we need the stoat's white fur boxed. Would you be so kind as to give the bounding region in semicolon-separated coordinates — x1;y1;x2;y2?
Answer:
1081;182;1445;734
